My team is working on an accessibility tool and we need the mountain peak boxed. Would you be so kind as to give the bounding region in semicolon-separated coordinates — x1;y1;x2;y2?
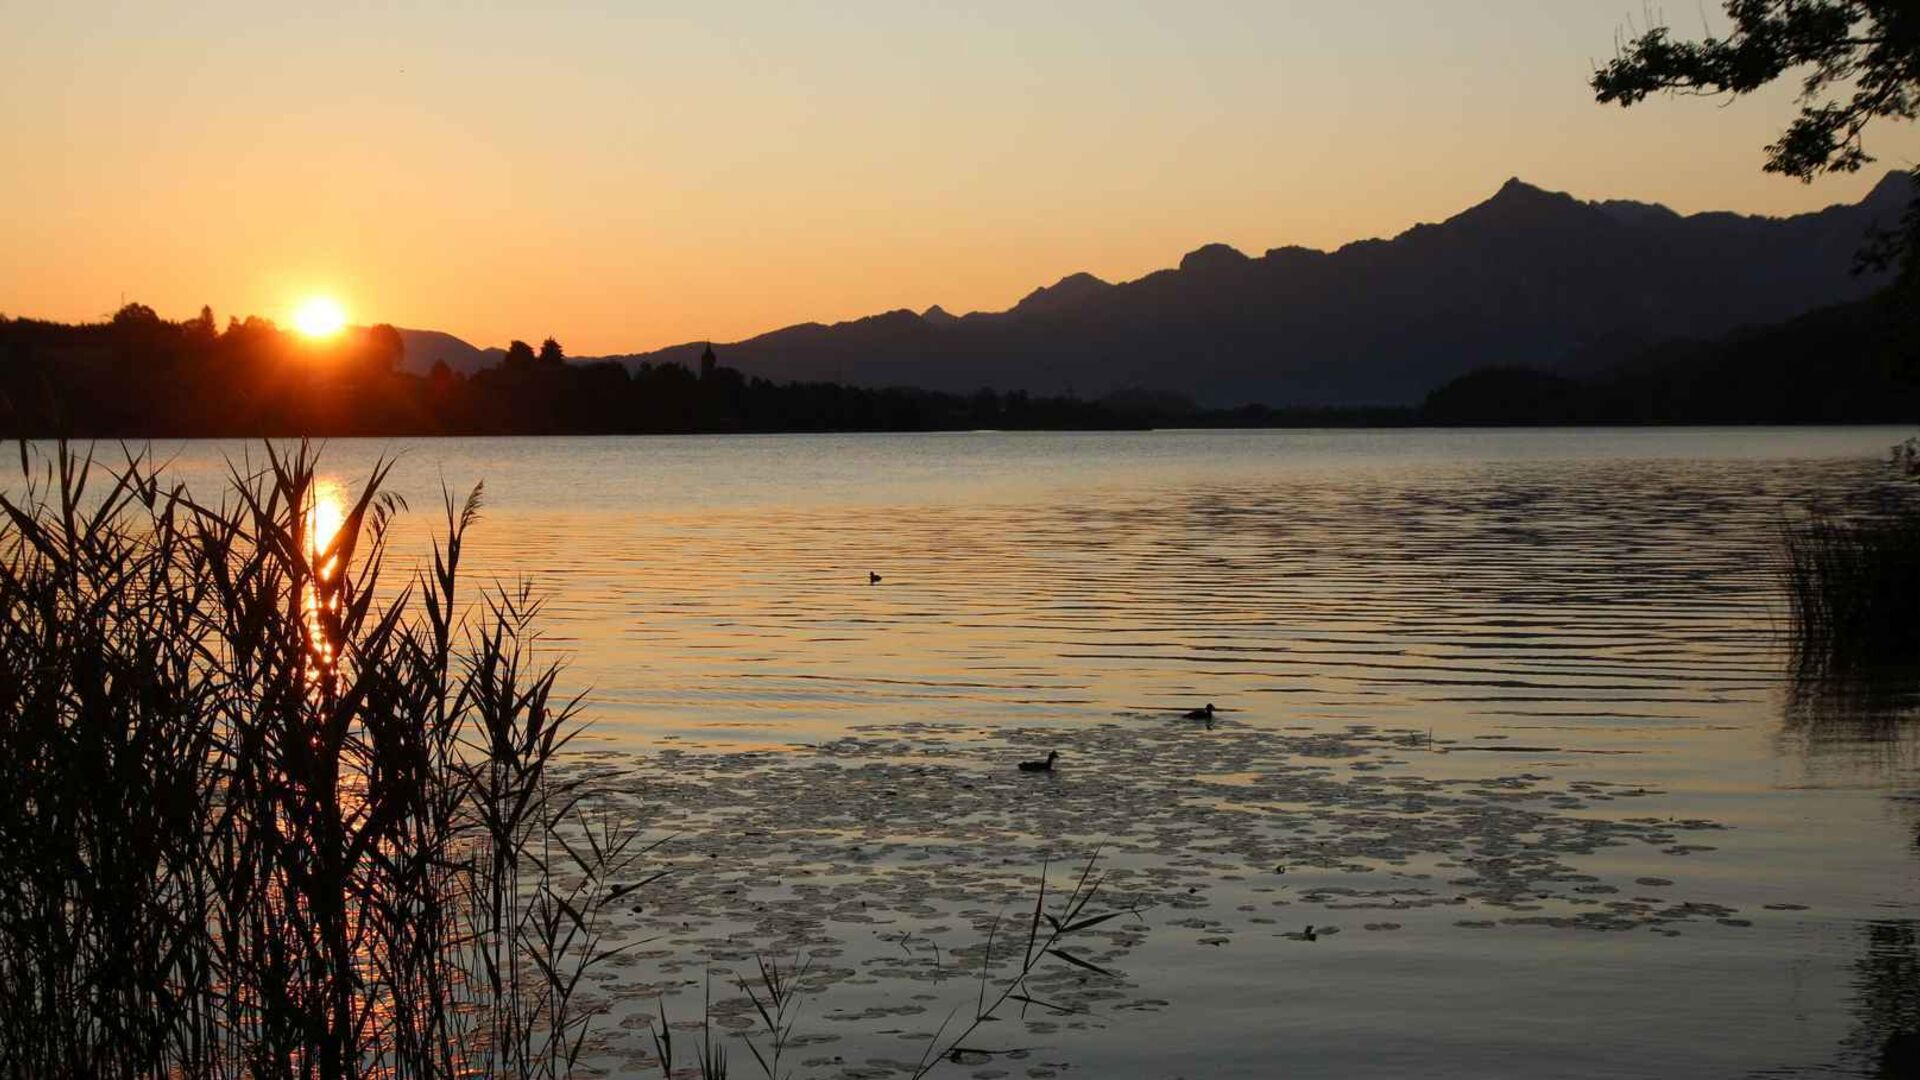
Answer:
1178;243;1251;273
1484;177;1575;208
1440;176;1594;231
1865;169;1915;207
921;304;958;324
1013;272;1112;314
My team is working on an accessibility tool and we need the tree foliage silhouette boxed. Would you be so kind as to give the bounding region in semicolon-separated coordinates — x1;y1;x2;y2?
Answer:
111;302;160;326
503;338;537;371
1593;1;1920;277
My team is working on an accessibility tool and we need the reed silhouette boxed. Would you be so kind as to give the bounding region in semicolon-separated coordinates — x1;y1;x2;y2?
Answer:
1781;500;1920;685
0;441;647;1079
628;849;1131;1080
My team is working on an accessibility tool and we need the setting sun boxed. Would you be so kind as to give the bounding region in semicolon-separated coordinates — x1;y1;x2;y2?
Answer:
292;296;348;339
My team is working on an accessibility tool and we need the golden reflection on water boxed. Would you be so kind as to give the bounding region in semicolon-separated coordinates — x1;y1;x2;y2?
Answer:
303;477;347;685
308;477;346;576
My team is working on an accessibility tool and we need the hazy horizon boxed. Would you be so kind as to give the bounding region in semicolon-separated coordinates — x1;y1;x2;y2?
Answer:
6;2;1918;354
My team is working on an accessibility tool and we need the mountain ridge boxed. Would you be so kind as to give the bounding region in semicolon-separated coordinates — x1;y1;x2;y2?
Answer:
402;173;1913;405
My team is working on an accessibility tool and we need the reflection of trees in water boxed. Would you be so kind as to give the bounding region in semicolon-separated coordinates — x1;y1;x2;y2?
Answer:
1837;920;1920;1078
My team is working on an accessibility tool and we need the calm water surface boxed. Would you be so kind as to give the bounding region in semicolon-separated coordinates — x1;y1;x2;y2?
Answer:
126;429;1920;1078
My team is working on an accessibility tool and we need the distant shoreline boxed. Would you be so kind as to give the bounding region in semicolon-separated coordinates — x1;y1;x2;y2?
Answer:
7;299;1916;440
12;419;1916;444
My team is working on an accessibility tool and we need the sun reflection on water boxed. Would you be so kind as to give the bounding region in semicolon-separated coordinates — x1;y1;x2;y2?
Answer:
303;478;347;684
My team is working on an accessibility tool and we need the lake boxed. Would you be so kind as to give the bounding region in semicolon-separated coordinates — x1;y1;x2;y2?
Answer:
111;428;1920;1078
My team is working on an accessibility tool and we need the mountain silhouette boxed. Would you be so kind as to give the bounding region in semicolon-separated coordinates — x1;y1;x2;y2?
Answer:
1013;272;1114;313
594;173;1911;406
395;327;501;375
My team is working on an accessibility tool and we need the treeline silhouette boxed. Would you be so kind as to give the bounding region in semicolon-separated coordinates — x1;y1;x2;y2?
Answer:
6;299;1916;437
0;305;1414;437
1424;292;1920;426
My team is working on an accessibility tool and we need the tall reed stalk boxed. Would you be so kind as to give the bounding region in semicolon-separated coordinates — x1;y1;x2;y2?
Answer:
0;441;641;1079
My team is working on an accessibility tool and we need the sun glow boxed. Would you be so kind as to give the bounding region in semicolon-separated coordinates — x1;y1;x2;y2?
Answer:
292;296;348;339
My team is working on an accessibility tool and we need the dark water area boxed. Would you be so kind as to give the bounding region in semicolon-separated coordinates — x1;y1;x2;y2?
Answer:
77;427;1920;1078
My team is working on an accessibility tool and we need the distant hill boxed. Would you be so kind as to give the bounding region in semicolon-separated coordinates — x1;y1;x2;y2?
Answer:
1422;293;1920;425
394;328;500;375
599;173;1914;406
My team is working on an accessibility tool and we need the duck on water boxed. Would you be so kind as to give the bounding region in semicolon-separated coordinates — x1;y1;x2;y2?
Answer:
1018;750;1059;772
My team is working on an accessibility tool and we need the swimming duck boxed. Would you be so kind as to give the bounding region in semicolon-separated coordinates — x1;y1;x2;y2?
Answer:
1018;750;1059;772
1184;703;1217;720
869;571;882;585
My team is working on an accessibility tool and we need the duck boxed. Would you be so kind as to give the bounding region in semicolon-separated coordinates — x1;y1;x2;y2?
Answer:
869;571;882;585
1017;750;1059;773
1184;703;1217;721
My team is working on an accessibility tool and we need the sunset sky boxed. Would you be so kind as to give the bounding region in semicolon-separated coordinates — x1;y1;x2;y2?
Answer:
5;1;1917;355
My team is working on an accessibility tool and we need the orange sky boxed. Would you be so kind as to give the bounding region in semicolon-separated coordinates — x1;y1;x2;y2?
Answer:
3;2;1915;355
